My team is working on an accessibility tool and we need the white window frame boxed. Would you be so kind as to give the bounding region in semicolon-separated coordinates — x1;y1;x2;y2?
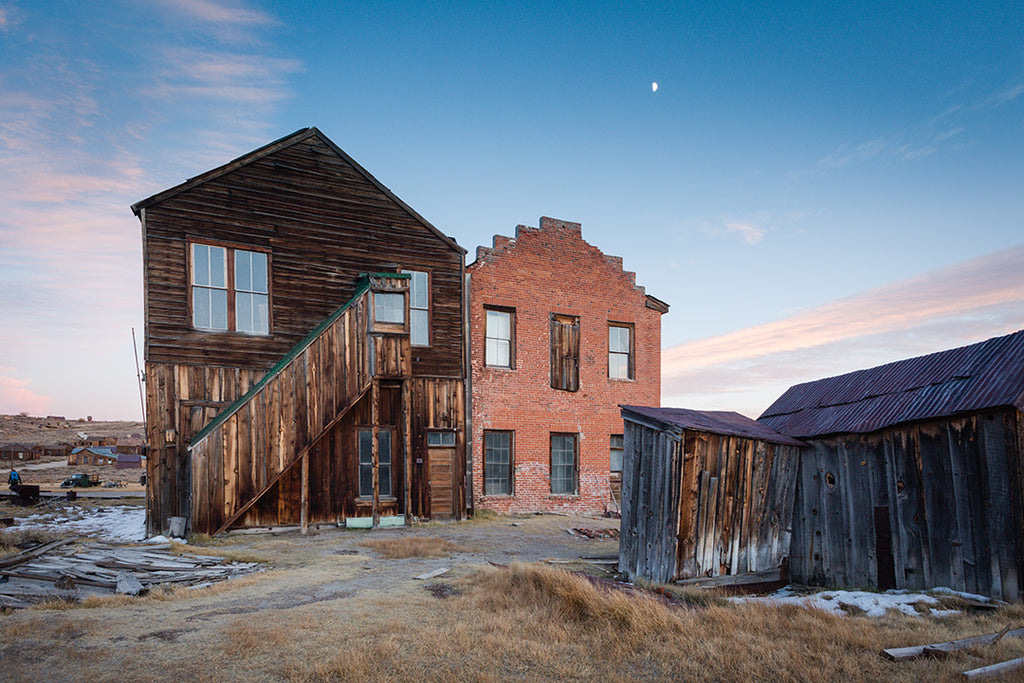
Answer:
485;308;514;368
407;270;430;347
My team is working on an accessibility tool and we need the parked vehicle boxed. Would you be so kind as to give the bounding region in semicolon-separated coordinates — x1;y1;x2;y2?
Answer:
60;473;98;488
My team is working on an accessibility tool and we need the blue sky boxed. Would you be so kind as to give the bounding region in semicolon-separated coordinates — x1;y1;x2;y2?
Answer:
1;0;1022;419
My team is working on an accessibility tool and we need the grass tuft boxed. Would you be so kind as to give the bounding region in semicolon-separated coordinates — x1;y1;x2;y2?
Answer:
357;536;467;558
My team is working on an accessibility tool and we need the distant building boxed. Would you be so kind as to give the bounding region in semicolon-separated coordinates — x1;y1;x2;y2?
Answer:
69;446;119;466
0;444;40;462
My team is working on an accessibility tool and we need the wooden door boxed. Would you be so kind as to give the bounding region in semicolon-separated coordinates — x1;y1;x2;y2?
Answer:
427;446;456;519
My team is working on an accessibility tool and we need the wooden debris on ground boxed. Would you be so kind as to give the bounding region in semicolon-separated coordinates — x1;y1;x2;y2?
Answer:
414;567;450;580
566;528;619;540
0;539;261;609
883;626;1024;661
962;656;1024;680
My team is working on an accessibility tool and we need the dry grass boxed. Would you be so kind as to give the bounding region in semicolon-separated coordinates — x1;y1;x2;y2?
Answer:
357;536;468;558
0;527;64;557
167;540;267;564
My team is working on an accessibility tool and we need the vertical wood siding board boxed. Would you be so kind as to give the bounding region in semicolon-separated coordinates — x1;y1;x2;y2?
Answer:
676;433;699;579
816;443;835;586
755;443;775;571
982;414;1013;599
618;422;635;577
1009;409;1024;602
948;420;978;593
841;437;863;586
893;429;923;589
715;436;732;575
919;424;956;589
647;429;661;579
965;416;993;596
636;425;651;579
660;432;675;579
778;446;800;571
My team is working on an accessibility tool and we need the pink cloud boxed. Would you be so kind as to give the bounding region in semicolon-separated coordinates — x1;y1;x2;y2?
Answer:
0;368;53;416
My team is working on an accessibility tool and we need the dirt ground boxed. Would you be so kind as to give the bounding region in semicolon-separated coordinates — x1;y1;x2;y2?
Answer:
3;510;1024;682
3;457;146;491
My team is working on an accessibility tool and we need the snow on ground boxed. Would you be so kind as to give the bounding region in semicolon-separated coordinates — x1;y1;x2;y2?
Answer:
731;586;993;618
16;505;147;542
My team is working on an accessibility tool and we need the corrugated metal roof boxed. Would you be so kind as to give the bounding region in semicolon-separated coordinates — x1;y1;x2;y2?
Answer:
759;329;1024;438
621;405;805;446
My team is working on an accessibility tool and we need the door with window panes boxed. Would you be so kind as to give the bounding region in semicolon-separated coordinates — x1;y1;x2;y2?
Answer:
426;431;457;519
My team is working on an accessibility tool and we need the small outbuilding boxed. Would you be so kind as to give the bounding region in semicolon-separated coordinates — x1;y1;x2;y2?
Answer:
68;446;118;466
618;405;805;583
759;328;1024;601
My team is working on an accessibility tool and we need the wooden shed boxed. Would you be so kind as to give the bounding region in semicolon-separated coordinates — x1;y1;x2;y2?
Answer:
132;128;468;536
618;405;804;583
760;329;1024;601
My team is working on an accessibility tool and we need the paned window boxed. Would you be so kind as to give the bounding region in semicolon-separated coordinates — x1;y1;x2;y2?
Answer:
550;314;580;391
485;308;514;368
427;431;456;447
408;270;430;346
484;431;513;496
374;292;404;324
608;324;633;379
610;434;624;473
550;433;578;495
190;243;269;334
358;429;393;498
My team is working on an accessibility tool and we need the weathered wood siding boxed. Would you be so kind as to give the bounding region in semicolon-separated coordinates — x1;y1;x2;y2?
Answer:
619;419;683;583
141;132;464;378
409;377;466;519
791;409;1024;601
619;417;801;583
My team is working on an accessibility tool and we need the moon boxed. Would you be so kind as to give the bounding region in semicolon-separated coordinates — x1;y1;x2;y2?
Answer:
652;82;658;92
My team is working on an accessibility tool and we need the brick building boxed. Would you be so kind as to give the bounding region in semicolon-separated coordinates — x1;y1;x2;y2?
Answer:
468;217;668;514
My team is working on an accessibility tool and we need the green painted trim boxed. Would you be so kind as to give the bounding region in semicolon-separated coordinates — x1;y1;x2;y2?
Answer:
189;272;403;449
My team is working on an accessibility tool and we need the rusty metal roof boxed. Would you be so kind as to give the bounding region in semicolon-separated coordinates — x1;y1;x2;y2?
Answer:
759;329;1024;438
621;405;805;446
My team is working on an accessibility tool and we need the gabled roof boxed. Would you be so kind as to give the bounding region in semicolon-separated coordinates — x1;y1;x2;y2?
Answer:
131;127;465;254
72;446;119;457
621;405;805;446
759;329;1024;438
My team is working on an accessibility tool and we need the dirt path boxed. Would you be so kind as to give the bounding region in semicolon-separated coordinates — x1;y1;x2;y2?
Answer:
0;513;620;682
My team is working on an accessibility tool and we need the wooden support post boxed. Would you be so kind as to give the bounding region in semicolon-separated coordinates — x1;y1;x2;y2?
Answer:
300;452;309;534
403;378;412;521
371;378;380;528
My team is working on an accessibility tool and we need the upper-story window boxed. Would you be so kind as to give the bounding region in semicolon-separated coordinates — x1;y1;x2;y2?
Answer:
550;313;580;391
408;270;430;346
485;308;514;368
190;243;269;334
608;323;633;379
374;292;405;324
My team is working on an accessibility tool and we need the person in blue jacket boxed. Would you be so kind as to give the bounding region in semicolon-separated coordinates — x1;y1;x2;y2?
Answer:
8;469;21;490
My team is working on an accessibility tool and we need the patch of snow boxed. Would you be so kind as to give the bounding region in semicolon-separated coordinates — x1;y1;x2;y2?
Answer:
145;534;185;544
16;505;146;542
731;586;962;618
929;586;993;603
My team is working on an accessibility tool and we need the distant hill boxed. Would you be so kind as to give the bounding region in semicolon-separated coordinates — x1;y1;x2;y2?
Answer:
0;414;145;447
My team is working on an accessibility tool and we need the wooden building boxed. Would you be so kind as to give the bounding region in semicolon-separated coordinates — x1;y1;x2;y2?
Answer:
618;406;804;583
0;444;40;462
68;446;119;466
468;218;667;515
760;329;1024;601
132;128;467;536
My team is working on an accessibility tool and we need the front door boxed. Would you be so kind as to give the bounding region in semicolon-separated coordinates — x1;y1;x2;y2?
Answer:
426;431;457;519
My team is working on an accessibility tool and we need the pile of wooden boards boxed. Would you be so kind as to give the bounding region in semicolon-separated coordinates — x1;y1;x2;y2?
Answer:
0;538;261;609
883;626;1024;680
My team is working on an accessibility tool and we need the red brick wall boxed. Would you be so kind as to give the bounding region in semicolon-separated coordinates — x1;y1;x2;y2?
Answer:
468;217;665;514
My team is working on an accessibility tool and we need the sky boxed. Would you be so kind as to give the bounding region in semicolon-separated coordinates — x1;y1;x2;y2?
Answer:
0;0;1022;420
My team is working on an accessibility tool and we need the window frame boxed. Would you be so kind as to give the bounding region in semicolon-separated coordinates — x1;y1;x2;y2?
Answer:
406;270;431;347
188;241;272;335
484;306;516;369
549;433;579;495
483;430;514;497
357;427;395;499
608;322;635;380
550;313;580;391
609;434;624;474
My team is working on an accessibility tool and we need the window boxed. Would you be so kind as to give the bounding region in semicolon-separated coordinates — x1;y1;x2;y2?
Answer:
610;434;624;474
408;270;430;346
374;292;404;324
358;429;393;498
550;314;580;391
427;431;456;447
190;243;269;334
608;324;633;379
485;308;514;368
484;431;513;496
550;433;578;495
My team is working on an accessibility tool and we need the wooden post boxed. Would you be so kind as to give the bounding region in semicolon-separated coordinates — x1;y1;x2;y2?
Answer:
403;378;412;521
300;452;309;534
371;378;380;528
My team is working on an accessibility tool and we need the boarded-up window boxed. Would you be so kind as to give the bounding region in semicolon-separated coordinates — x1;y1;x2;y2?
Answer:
608;324;633;380
550;433;578;494
358;429;393;498
550;314;580;391
484;431;513;495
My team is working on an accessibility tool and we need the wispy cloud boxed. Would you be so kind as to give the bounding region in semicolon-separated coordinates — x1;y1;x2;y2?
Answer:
723;221;766;244
159;0;276;26
662;244;1024;416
